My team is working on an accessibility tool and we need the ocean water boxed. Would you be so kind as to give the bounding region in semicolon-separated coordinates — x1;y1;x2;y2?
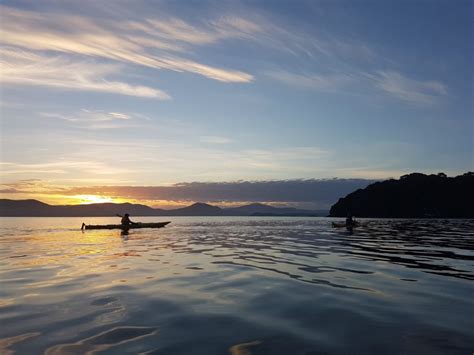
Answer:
0;217;473;354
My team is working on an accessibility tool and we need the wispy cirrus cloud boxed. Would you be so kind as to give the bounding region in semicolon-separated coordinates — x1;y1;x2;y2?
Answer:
267;68;448;105
266;70;354;92
0;48;169;99
370;71;448;105
0;4;381;87
0;2;451;104
0;161;131;176
39;109;148;129
0;5;254;83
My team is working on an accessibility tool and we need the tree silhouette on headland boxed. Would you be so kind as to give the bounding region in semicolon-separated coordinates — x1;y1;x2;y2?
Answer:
330;172;474;218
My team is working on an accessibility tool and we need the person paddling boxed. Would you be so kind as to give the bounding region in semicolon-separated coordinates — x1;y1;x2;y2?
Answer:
346;212;355;226
118;213;137;227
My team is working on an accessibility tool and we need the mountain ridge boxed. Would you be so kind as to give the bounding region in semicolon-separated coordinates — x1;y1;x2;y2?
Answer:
0;199;326;217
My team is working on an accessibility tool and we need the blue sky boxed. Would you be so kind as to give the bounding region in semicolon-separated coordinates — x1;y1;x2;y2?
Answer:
0;0;472;207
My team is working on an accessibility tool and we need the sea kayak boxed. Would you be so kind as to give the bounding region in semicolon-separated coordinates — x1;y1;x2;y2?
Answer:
81;221;171;230
332;221;360;228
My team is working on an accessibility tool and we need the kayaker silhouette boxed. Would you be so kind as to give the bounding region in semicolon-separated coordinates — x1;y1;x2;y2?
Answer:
119;213;137;226
346;212;355;226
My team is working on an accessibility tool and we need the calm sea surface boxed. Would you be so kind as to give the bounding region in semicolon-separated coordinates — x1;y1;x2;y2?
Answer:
0;217;473;354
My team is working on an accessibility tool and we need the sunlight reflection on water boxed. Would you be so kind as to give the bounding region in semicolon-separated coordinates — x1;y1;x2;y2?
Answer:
0;217;473;354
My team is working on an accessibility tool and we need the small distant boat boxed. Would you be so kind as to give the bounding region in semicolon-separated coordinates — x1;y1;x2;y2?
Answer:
332;221;360;228
81;222;171;230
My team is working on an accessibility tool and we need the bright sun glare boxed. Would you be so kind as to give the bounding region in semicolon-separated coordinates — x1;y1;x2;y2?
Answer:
72;195;115;204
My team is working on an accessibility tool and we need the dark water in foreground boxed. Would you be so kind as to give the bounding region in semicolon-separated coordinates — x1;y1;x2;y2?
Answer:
0;217;473;354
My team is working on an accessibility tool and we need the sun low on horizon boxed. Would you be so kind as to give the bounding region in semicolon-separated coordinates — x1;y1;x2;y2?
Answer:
69;195;118;205
0;0;472;210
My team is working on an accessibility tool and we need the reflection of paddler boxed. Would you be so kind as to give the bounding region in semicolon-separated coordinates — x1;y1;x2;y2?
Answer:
332;221;360;228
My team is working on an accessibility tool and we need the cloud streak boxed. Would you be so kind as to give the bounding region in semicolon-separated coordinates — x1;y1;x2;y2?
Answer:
0;161;131;176
0;48;169;99
267;69;448;105
39;109;149;129
266;70;354;92
0;5;254;83
0;2;450;105
370;71;448;105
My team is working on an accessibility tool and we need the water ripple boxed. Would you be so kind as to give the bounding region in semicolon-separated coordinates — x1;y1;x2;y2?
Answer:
0;217;473;354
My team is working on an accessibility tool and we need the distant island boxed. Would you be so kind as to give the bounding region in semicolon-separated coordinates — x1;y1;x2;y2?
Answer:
330;172;474;218
0;200;327;217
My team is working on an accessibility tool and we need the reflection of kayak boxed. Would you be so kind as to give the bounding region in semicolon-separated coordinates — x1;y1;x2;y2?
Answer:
81;222;171;230
332;222;360;228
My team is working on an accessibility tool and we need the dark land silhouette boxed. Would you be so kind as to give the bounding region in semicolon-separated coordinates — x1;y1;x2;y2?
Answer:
330;172;474;218
0;200;326;217
3;172;472;218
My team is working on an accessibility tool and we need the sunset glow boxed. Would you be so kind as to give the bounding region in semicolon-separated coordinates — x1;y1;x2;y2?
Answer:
69;195;116;205
0;1;472;208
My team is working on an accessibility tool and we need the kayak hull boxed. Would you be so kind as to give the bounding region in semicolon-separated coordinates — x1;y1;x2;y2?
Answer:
82;222;171;230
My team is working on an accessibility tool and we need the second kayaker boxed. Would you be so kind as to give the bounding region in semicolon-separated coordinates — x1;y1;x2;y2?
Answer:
346;212;355;226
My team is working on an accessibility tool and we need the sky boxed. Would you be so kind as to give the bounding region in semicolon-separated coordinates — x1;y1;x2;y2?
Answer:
0;0;472;209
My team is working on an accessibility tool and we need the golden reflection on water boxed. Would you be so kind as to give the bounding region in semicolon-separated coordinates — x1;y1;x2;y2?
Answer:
1;230;153;293
10;231;123;269
229;340;262;355
0;298;15;307
1;226;222;302
45;326;158;355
